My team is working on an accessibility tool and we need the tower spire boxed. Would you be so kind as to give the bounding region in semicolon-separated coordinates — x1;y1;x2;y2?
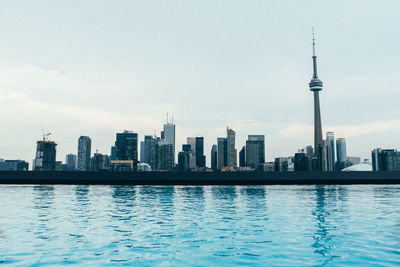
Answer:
312;27;318;79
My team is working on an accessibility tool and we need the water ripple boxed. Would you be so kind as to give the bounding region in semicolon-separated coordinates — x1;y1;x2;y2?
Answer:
0;184;400;265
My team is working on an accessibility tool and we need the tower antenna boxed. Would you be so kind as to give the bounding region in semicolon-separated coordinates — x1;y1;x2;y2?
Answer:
312;26;316;57
312;27;318;78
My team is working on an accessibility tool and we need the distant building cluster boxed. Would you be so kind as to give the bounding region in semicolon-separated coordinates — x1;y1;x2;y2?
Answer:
1;35;399;173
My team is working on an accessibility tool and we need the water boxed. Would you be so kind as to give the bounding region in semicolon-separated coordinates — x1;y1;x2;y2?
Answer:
1;185;400;266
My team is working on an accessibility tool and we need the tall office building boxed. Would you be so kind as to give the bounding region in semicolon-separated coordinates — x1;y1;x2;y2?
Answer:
114;130;138;171
141;135;154;165
211;145;217;171
158;141;174;171
187;137;206;168
65;153;77;171
245;135;265;169
226;128;236;167
78;136;91;171
309;31;324;169
163;122;175;164
326;132;335;169
217;138;227;170
336;138;347;170
34;140;57;171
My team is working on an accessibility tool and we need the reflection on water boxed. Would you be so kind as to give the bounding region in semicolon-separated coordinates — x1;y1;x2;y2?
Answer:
0;185;399;266
240;186;267;215
312;186;333;258
33;185;55;211
75;185;89;205
32;185;56;241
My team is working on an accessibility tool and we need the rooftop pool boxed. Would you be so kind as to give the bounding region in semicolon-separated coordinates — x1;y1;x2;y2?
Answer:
1;185;399;266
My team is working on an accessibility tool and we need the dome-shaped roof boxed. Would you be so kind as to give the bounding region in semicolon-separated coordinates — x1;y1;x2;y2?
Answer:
341;160;372;171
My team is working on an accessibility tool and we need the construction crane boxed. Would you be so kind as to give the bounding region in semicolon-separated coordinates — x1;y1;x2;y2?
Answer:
41;127;51;141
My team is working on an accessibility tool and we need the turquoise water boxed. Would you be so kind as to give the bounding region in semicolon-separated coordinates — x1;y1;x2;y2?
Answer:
0;185;400;266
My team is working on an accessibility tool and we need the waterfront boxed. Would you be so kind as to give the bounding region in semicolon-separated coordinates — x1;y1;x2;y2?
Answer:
1;185;400;266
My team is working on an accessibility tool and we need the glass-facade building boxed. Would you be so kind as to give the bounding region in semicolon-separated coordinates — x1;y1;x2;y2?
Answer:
115;131;138;171
245;135;265;169
78;136;91;171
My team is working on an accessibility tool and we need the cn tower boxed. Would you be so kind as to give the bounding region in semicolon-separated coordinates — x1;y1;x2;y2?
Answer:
309;30;323;155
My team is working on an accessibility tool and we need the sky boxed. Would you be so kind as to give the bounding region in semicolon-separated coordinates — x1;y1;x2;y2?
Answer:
0;0;399;166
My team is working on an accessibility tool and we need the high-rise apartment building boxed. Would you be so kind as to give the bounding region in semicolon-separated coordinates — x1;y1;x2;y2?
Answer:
226;128;236;167
78;136;91;171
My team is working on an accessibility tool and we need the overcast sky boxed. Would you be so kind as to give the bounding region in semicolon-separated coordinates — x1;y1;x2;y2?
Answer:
0;1;399;166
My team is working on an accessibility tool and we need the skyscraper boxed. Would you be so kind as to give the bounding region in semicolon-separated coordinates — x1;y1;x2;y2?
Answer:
226;127;236;167
217;137;227;170
318;140;333;171
114;130;138;171
336;138;347;170
78;136;91;171
245;135;265;169
163;122;175;164
141;135;154;165
309;31;324;168
158;141;174;171
326;132;335;169
187;137;206;168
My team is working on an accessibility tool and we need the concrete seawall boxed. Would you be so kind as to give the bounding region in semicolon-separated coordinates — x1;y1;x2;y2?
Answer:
0;171;400;185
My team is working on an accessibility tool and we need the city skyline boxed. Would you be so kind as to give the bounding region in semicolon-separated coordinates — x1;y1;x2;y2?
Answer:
0;1;399;165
